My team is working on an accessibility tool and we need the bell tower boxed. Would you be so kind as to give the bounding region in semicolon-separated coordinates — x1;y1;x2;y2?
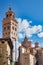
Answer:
2;7;18;41
2;8;18;63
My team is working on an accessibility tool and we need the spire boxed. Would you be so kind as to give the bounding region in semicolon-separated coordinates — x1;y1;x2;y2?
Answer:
25;35;27;39
24;34;28;40
8;4;12;11
9;7;12;11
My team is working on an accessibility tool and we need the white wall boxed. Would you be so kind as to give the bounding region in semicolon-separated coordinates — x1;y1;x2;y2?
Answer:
12;40;21;62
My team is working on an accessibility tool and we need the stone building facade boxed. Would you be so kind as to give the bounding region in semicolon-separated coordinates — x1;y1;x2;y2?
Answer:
19;37;43;65
0;38;13;65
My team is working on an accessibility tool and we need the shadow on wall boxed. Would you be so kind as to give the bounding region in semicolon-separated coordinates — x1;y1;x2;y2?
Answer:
15;62;20;65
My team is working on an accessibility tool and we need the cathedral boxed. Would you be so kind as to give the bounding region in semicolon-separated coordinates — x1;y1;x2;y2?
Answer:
0;8;43;65
19;37;43;65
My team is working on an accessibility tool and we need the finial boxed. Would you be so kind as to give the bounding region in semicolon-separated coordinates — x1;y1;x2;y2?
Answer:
25;34;27;40
9;7;12;11
8;3;12;11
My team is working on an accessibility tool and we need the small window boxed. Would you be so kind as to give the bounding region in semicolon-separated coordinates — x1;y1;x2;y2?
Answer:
7;26;10;29
12;23;14;25
6;33;7;35
12;26;14;30
7;15;8;17
2;41;4;44
15;28;17;31
12;37;15;40
3;62;6;64
10;14;12;16
25;57;27;60
4;27;6;30
15;24;17;26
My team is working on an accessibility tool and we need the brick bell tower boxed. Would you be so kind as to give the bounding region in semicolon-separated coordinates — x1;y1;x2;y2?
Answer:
2;7;18;41
2;7;18;63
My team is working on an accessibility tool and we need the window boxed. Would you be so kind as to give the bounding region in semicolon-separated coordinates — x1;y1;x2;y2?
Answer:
2;41;4;44
15;24;17;26
15;28;17;31
12;37;16;40
10;14;12;16
7;26;10;29
6;33;7;35
12;23;14;25
7;15;8;17
3;62;6;64
4;27;6;30
12;26;14;30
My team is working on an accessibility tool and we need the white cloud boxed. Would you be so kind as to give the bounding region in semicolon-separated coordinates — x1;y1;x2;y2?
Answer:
25;25;42;38
21;19;30;29
31;25;42;34
26;28;32;37
15;18;22;23
16;18;42;38
18;33;24;38
38;32;43;38
16;18;30;32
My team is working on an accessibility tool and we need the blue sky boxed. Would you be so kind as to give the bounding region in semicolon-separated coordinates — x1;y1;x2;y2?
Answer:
0;0;43;47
